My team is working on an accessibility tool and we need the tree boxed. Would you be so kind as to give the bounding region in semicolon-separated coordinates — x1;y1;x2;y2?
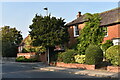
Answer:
77;13;105;55
0;26;23;57
29;14;69;63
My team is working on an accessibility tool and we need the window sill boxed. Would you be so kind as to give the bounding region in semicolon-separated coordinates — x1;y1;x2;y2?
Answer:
104;35;108;37
74;35;79;37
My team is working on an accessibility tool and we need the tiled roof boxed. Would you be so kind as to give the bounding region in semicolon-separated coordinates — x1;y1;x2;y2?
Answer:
66;7;120;26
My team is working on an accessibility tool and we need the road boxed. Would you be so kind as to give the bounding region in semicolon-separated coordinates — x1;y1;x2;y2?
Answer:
2;62;99;79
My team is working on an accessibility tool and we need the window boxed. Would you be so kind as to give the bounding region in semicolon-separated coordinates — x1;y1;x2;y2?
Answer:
103;27;108;37
73;25;79;37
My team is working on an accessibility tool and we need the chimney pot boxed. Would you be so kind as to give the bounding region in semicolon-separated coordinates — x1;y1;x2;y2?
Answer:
77;12;81;18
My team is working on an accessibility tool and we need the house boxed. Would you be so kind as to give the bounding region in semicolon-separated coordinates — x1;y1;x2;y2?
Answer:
66;7;120;47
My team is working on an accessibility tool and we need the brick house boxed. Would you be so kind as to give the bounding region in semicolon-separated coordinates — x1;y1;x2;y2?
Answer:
66;8;120;47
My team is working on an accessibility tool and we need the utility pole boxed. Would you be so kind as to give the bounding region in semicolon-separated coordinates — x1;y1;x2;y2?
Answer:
44;7;49;65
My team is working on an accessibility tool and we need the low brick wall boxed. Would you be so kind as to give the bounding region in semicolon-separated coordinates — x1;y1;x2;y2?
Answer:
17;53;37;59
107;66;120;72
50;62;95;70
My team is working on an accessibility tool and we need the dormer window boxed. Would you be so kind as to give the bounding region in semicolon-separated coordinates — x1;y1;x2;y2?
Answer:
73;25;79;37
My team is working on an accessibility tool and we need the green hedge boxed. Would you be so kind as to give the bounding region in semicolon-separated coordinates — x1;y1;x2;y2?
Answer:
62;49;77;63
101;40;113;52
85;44;103;65
16;56;38;62
57;52;64;62
106;45;120;66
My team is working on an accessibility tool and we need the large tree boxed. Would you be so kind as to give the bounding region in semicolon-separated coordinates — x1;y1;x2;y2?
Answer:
1;26;23;57
29;14;69;63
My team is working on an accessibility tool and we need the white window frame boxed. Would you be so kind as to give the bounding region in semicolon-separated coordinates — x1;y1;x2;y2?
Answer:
73;25;79;37
103;27;108;37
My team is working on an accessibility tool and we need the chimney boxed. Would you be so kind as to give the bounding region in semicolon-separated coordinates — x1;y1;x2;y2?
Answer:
77;12;81;18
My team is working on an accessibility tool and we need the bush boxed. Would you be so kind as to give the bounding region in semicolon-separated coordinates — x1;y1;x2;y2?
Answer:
22;48;29;53
74;54;85;64
62;49;77;63
22;46;46;53
101;40;113;52
57;52;64;62
16;56;26;61
16;56;37;62
106;45;120;66
85;44;103;65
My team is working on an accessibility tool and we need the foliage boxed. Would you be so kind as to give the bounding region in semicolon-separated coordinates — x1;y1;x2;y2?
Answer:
22;35;46;53
22;48;29;53
1;26;23;57
106;45;120;66
57;52;65;62
74;54;85;64
29;14;69;48
101;40;113;52
16;56;37;62
85;44;103;65
77;13;105;55
16;56;26;60
22;46;46;53
24;35;32;46
62;49;77;63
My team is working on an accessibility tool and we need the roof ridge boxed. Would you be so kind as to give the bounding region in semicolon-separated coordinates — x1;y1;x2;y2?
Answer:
100;7;120;14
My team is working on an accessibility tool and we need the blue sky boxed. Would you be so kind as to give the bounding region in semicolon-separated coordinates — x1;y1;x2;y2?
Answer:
1;2;118;38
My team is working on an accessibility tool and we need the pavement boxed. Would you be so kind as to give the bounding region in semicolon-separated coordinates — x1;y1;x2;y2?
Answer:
33;64;119;78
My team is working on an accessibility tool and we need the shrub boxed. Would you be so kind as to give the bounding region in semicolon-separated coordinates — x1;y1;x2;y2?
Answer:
62;49;77;63
16;56;37;62
22;48;29;53
57;52;64;62
101;40;113;52
85;44;103;65
16;56;26;61
74;54;85;64
106;45;120;66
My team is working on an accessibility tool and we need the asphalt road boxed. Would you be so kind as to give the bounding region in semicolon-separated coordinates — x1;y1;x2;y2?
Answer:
2;62;99;78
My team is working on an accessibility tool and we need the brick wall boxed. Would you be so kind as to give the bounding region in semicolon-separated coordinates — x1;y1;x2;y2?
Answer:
107;66;120;72
17;53;36;59
17;52;48;63
51;62;95;70
103;24;120;43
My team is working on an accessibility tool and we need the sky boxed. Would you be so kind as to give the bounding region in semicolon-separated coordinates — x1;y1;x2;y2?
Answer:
0;2;119;38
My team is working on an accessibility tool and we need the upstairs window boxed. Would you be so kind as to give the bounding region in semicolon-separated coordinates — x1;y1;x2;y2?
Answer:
103;27;108;37
73;25;79;37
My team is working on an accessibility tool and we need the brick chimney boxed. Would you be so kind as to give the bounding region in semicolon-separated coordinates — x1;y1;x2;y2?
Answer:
77;12;81;18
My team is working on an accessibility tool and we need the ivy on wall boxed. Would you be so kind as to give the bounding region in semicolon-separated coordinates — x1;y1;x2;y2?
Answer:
77;13;105;54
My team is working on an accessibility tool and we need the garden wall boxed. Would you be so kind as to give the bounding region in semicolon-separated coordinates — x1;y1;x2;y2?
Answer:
50;62;95;70
17;52;48;63
107;66;120;72
17;53;36;59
